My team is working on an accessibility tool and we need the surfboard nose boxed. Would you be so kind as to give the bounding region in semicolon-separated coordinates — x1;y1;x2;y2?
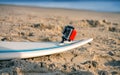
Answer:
89;38;93;41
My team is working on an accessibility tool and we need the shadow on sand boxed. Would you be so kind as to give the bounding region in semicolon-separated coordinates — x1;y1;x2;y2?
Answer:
0;59;94;75
105;60;120;67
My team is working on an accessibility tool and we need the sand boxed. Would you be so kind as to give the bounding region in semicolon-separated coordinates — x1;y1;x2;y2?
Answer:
0;4;120;75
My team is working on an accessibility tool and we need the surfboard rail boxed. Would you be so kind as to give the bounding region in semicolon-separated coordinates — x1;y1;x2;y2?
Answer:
0;38;93;60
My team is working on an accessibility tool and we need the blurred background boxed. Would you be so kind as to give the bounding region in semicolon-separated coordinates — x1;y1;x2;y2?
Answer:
0;0;120;12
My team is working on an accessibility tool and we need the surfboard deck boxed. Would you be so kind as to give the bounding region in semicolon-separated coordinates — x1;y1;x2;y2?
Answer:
0;38;93;60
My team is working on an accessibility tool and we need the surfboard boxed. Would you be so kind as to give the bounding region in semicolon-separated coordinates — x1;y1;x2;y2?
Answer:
0;38;93;60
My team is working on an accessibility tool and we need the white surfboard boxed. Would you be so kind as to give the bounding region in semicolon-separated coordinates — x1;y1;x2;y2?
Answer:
0;38;93;60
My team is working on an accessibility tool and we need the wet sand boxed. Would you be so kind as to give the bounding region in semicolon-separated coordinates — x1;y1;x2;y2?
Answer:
0;4;120;75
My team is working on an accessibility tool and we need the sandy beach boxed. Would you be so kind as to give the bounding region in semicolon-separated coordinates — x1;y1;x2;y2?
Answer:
0;4;120;75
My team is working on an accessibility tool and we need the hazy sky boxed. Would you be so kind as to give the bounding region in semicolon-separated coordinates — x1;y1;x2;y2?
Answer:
0;0;119;2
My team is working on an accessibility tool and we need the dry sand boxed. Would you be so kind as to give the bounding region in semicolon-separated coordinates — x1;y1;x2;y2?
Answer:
0;4;120;75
